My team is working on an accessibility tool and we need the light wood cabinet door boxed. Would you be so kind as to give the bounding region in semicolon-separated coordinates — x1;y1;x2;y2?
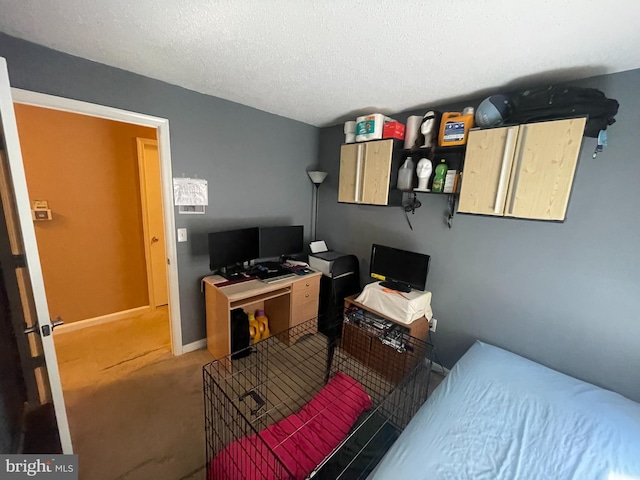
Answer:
458;126;520;215
361;140;393;205
504;117;586;221
338;143;360;203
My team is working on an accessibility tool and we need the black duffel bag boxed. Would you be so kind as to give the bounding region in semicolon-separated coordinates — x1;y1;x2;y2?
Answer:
509;86;619;138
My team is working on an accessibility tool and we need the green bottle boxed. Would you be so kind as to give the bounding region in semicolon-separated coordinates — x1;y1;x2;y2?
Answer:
432;159;448;193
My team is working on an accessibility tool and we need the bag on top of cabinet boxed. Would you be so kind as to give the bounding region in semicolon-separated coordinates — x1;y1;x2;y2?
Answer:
508;85;619;138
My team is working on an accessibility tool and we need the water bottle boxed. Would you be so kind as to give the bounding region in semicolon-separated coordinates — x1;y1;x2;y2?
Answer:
397;157;415;191
432;159;448;193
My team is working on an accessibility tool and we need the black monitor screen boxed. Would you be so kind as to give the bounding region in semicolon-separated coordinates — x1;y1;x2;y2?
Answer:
259;226;304;258
208;228;259;270
370;244;430;291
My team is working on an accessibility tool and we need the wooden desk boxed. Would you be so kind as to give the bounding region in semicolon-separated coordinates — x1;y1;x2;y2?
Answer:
203;271;321;368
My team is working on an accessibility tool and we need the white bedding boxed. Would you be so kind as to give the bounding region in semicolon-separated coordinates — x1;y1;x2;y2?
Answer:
369;341;640;480
354;282;432;325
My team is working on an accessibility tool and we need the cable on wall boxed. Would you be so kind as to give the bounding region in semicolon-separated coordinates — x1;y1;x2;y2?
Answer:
403;193;421;231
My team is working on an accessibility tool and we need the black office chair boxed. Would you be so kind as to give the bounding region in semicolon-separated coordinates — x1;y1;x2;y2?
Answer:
318;254;360;338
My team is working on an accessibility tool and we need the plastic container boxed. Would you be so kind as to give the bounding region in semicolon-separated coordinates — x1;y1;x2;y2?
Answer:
431;159;448;193
248;312;261;343
397;157;415;191
356;113;394;142
344;121;356;144
255;309;270;339
438;109;474;147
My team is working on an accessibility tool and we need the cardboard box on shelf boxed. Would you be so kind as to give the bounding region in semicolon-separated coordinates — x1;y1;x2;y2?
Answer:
383;122;405;140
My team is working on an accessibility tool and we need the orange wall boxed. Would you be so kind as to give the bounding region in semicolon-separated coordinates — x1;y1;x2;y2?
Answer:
14;104;157;323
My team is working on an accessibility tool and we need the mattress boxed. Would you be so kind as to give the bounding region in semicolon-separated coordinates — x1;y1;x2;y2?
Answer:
369;341;640;480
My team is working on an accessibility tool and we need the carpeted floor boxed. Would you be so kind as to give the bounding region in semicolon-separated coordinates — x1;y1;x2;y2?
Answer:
54;307;213;480
53;310;446;480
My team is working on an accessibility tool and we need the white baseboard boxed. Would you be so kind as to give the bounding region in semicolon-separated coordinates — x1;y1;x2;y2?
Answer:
54;306;151;334
182;338;207;354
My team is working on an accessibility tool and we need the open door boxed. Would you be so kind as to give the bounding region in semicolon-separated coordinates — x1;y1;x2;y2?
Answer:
0;56;72;453
137;138;168;308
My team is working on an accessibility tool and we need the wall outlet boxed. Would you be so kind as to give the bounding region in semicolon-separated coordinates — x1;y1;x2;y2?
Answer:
177;228;188;242
429;318;438;333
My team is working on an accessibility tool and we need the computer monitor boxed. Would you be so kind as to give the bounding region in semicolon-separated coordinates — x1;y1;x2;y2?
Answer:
369;244;430;292
208;228;260;271
259;226;304;259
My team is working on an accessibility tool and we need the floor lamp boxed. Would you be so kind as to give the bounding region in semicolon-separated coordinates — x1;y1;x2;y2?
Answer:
307;171;328;241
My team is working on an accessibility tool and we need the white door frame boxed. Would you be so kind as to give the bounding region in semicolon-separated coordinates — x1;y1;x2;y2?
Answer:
11;88;184;356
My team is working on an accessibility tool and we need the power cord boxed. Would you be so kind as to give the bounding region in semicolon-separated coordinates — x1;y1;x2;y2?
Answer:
403;193;421;230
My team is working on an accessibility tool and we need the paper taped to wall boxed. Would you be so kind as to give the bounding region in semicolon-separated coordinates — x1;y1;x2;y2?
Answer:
173;178;208;206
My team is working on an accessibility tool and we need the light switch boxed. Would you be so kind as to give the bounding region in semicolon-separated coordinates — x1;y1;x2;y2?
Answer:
177;228;187;242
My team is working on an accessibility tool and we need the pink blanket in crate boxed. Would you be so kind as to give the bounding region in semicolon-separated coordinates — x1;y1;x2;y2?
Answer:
209;372;372;480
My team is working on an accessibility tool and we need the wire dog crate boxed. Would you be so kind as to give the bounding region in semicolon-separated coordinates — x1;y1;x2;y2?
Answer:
203;315;433;480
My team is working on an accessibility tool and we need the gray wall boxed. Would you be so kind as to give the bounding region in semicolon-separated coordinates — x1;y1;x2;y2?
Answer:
0;33;319;345
317;68;640;402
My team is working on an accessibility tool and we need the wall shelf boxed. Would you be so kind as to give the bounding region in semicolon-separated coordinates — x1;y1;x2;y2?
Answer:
398;145;466;155
410;190;458;196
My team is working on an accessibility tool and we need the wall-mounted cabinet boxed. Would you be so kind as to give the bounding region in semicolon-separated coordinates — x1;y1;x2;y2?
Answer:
458;117;586;221
338;139;402;206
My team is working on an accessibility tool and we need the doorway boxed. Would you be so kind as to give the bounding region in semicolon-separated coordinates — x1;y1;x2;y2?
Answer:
11;88;182;353
15;105;165;329
6;86;183;458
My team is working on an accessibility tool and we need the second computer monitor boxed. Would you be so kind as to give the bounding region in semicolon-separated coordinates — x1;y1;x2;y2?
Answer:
259;226;304;259
208;227;259;271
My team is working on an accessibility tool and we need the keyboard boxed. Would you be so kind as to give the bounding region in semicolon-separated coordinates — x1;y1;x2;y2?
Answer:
254;263;294;281
262;272;296;283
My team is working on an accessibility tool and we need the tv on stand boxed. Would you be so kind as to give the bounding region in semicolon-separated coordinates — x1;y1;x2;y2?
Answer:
369;244;430;293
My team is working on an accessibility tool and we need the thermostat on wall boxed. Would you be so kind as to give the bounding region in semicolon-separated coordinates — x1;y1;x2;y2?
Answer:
31;200;52;221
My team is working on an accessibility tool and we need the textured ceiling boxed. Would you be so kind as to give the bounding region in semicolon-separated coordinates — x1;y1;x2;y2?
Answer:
1;0;639;126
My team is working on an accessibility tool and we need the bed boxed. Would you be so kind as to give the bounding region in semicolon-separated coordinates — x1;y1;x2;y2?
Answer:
369;341;640;480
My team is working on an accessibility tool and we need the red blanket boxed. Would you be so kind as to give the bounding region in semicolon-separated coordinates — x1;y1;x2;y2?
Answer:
210;372;371;480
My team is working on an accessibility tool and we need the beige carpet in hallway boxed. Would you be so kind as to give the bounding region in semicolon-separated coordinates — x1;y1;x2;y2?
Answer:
54;307;212;480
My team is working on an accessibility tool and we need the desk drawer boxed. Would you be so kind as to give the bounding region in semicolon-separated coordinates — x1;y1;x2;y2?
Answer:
292;287;318;306
292;275;320;296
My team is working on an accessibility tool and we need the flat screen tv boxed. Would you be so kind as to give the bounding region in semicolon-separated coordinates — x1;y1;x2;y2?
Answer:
369;244;430;292
259;226;304;259
208;228;259;271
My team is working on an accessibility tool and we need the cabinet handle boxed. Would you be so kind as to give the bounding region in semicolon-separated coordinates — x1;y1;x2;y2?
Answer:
495;127;516;214
360;144;367;202
305;293;309;298
305;283;310;287
354;144;363;202
508;125;528;214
